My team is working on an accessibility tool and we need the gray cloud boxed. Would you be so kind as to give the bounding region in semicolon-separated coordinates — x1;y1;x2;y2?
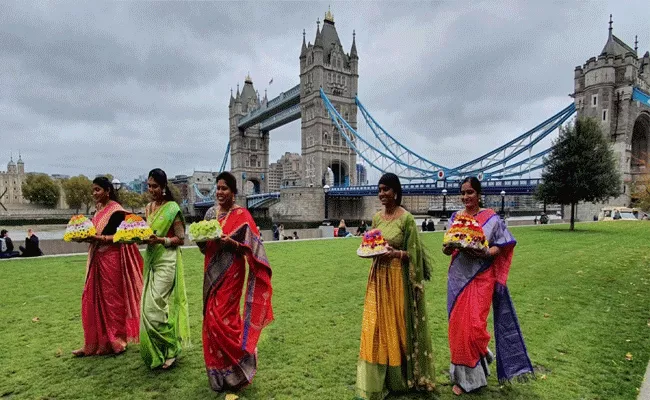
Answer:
1;0;648;182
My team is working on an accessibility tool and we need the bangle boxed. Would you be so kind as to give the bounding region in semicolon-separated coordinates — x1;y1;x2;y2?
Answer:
164;237;171;247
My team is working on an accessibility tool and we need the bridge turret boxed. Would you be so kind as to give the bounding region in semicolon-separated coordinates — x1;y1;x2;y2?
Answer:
229;88;235;108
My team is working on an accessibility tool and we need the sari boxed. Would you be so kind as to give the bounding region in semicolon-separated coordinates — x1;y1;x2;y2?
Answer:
140;201;190;369
200;206;273;392
356;211;435;400
80;200;143;355
447;209;533;392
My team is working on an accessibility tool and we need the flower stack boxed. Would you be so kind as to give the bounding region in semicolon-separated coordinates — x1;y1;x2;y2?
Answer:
113;214;154;243
64;215;96;242
443;214;489;250
188;219;223;242
357;229;388;257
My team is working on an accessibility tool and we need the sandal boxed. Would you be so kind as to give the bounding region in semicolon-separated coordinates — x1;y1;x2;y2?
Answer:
162;357;176;370
452;385;464;396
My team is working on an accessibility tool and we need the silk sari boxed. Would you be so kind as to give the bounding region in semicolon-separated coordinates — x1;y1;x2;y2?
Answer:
356;211;435;400
140;201;190;369
447;209;533;392
200;206;273;392
80;200;143;355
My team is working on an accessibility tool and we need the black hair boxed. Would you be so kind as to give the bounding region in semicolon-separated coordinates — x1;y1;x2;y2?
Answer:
461;176;484;207
216;171;238;195
148;168;176;202
1;229;7;237
92;176;119;202
378;172;402;206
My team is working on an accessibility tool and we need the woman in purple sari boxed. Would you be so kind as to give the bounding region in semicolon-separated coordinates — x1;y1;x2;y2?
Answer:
443;177;533;395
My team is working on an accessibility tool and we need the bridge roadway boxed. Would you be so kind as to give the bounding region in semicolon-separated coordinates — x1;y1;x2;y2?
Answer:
237;84;301;130
194;178;542;210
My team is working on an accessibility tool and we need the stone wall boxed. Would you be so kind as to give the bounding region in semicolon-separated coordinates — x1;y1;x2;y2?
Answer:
269;187;325;223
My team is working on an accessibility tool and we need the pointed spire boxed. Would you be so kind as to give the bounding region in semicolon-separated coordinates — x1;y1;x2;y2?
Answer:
17;151;23;164
314;18;323;48
350;30;358;59
264;89;268;101
235;83;240;101
229;88;235;107
608;14;613;37
300;28;307;58
324;6;334;23
245;72;252;84
634;35;638;53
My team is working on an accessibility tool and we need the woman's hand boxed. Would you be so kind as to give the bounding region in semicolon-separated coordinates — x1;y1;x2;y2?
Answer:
460;247;490;258
147;235;164;246
442;244;455;256
378;246;407;262
220;235;241;253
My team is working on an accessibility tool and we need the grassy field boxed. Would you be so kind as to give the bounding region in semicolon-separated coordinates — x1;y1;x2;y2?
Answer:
1;222;649;400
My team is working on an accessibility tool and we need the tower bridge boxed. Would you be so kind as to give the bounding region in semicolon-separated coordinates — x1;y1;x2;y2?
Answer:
192;12;650;223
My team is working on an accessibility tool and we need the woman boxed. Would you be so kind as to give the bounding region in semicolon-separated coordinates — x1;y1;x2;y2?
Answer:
73;177;143;357
337;219;349;237
140;168;190;369
356;173;435;399
198;171;273;392
443;177;533;395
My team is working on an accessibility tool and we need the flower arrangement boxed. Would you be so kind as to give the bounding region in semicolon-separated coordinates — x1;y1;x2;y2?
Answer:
113;214;154;243
357;229;388;257
188;219;223;242
63;215;96;242
443;214;489;250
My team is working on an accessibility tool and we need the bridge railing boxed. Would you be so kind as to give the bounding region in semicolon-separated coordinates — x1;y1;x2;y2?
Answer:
259;104;301;131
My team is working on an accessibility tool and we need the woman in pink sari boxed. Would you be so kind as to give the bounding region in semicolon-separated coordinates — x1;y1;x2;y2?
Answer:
72;177;144;357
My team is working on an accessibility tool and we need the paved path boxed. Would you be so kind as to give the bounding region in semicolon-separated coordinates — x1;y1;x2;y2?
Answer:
639;359;650;400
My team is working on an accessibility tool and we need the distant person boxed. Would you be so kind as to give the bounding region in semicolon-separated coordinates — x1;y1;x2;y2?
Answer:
613;210;621;220
540;212;549;225
593;215;598;221
279;224;285;240
293;231;299;240
643;213;648;220
356;221;368;236
0;230;20;258
427;218;435;232
533;216;538;225
272;224;279;241
421;218;428;232
337;219;351;237
19;229;43;257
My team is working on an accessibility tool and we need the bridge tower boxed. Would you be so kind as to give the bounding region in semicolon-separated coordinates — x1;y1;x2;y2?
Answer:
573;15;650;197
300;9;358;187
229;75;270;195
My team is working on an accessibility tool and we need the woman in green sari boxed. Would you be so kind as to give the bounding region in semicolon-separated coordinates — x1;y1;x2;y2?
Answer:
140;168;190;370
356;173;436;399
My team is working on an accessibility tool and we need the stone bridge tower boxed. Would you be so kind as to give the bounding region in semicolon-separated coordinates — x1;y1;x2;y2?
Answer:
300;9;358;187
573;16;650;200
229;75;270;195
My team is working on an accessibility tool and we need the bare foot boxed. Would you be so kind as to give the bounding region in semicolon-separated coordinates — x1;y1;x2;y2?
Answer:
162;357;176;370
452;385;464;396
71;348;85;357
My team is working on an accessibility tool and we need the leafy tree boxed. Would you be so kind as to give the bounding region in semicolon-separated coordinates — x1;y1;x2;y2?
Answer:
120;190;148;213
22;174;61;208
169;184;182;203
631;170;650;212
62;175;93;214
536;117;621;230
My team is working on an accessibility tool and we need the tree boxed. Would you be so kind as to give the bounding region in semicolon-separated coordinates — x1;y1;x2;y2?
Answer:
22;174;61;208
169;184;182;203
62;175;93;214
536;117;621;230
631;170;650;212
121;190;148;213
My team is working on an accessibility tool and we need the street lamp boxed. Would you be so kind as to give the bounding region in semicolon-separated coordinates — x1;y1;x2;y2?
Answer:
323;184;330;222
112;178;123;191
441;189;448;220
500;190;506;218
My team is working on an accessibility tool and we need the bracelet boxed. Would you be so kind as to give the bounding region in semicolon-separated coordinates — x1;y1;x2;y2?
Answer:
164;237;171;247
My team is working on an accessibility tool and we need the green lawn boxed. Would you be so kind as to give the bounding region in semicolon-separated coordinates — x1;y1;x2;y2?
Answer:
1;222;649;400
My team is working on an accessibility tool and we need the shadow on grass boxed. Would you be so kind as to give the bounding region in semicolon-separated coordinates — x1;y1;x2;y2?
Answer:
542;228;608;234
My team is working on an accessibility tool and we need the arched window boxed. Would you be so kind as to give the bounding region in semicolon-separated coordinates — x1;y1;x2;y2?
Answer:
631;114;649;170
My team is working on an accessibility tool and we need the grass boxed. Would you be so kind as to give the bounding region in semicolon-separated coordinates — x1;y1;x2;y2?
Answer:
1;222;649;400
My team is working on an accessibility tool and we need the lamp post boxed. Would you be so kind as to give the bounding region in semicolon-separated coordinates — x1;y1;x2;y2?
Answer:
323;184;330;222
441;189;448;220
500;190;506;218
112;178;122;192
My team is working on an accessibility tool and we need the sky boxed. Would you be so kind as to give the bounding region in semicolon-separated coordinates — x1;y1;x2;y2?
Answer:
1;1;649;183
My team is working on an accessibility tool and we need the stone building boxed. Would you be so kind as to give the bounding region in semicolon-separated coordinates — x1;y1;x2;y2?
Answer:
573;16;650;200
300;9;358;187
0;155;26;206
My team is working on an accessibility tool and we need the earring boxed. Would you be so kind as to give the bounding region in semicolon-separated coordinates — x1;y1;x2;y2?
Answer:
394;195;397;200
163;188;167;196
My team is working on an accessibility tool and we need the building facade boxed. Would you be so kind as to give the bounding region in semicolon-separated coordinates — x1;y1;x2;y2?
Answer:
573;17;650;199
0;155;26;206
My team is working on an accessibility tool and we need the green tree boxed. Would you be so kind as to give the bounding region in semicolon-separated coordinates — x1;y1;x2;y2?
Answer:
22;174;61;208
169;184;182;203
62;175;93;214
536;117;621;230
121;190;148;213
631;171;650;212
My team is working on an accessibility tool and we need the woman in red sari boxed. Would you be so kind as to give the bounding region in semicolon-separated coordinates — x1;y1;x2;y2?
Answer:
443;177;532;395
72;177;144;357
198;171;273;393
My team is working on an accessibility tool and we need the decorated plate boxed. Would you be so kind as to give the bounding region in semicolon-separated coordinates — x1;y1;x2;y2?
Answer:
356;248;389;258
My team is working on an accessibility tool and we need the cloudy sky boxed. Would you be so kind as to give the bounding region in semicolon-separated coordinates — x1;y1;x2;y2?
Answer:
2;1;649;183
